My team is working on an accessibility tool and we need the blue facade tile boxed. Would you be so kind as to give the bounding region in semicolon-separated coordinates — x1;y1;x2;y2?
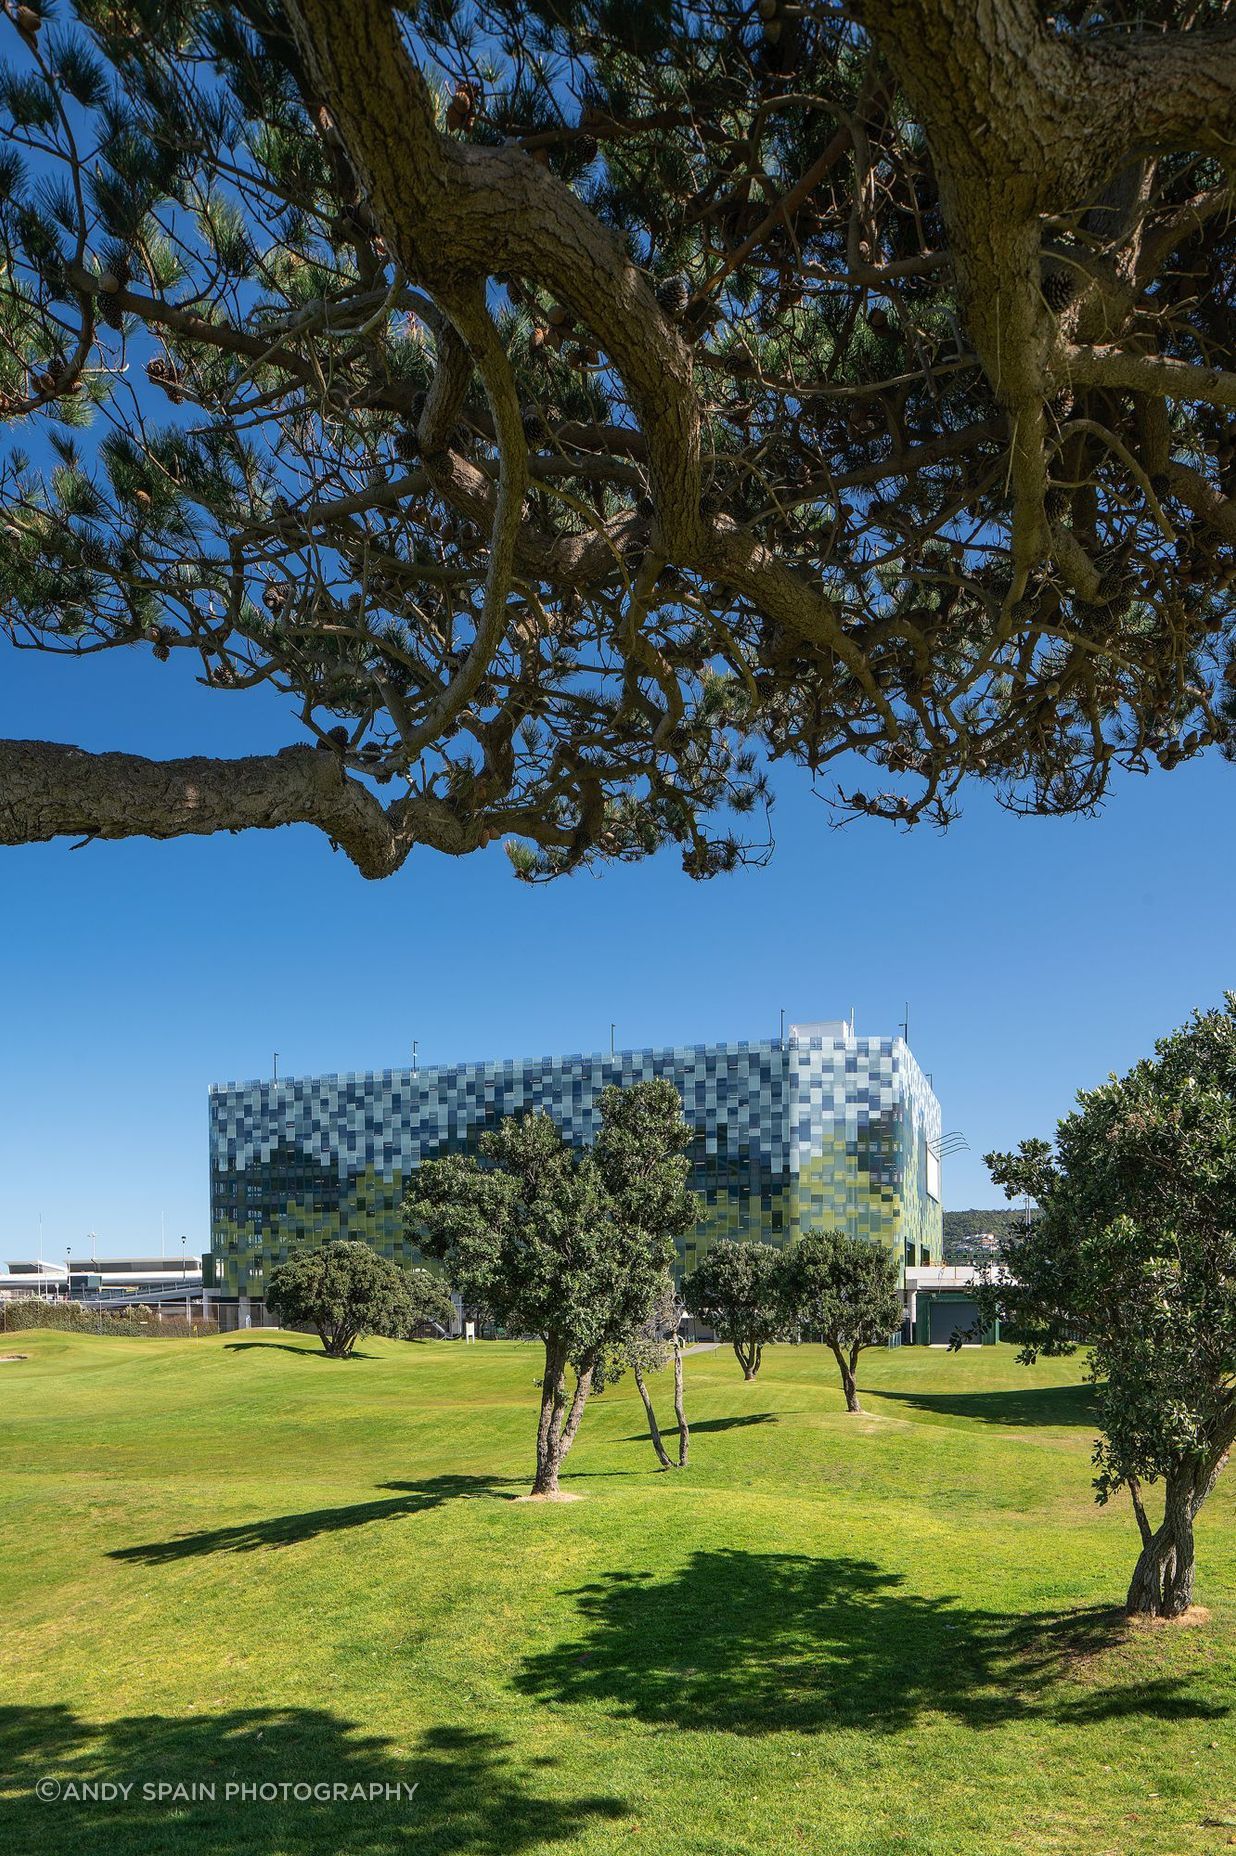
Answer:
208;1031;942;1294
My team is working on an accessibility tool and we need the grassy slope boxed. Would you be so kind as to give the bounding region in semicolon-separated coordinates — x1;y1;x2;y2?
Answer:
2;1332;1235;1856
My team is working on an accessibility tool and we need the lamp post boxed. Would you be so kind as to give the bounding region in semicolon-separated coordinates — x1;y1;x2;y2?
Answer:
65;1244;71;1304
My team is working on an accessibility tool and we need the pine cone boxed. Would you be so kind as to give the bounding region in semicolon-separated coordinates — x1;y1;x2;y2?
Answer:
656;276;690;318
1041;270;1074;313
446;81;479;134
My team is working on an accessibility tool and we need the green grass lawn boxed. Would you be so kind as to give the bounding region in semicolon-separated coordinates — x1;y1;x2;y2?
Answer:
3;1330;1236;1855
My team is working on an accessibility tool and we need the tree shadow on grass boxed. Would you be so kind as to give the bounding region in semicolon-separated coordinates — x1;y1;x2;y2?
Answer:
0;1704;627;1856
619;1412;779;1443
224;1341;378;1360
108;1474;517;1563
873;1382;1097;1427
516;1550;1225;1735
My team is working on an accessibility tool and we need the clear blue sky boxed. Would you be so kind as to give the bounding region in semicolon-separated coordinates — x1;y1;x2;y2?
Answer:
2;640;1231;1263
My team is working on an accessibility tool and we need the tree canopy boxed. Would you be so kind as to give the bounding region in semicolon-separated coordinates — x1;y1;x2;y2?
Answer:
684;1237;783;1379
403;1078;698;1492
984;997;1236;1618
781;1229;903;1411
264;1238;453;1356
4;2;1236;877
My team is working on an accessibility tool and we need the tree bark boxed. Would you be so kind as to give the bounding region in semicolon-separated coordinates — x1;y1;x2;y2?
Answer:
733;1339;761;1380
633;1364;674;1470
531;1342;593;1495
1125;1450;1229;1618
1125;1469;1197;1618
559;1361;594;1458
532;1337;569;1495
673;1340;690;1469
829;1340;862;1413
319;1318;356;1357
861;1;1236;601
0;740;475;878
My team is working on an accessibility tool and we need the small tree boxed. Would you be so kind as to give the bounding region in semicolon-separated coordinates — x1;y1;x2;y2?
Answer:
984;998;1236;1619
405;1080;698;1496
597;1282;690;1471
684;1240;783;1380
781;1230;902;1413
265;1241;452;1359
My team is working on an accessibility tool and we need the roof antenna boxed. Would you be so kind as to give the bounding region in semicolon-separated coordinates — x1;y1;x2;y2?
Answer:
899;1002;910;1044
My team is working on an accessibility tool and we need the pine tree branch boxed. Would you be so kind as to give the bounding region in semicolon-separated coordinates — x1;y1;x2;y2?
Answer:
0;740;477;877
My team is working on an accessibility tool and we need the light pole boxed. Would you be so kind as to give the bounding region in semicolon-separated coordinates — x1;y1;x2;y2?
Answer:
65;1244;71;1304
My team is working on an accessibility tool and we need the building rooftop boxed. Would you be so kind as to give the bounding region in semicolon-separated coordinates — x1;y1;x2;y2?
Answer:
209;1021;922;1096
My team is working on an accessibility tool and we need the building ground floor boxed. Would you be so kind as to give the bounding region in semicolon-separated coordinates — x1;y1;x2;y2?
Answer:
207;1267;1000;1346
903;1264;1001;1345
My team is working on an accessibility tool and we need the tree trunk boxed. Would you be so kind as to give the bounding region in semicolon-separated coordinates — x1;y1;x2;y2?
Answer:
531;1345;593;1496
733;1340;759;1380
559;1360;593;1459
829;1340;862;1412
1125;1452;1229;1618
320;1319;354;1358
673;1340;689;1468
633;1365;674;1469
532;1338;569;1495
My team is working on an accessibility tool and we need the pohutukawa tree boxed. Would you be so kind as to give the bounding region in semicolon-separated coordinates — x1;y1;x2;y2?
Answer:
983;999;1236;1620
684;1237;783;1380
403;1079;698;1496
264;1238;453;1357
780;1229;903;1413
3;2;1236;878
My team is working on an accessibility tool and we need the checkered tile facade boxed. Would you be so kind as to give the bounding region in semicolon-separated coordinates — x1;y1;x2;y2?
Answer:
208;1033;942;1295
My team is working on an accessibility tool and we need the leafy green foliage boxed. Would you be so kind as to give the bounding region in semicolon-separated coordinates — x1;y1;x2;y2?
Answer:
781;1230;903;1410
405;1080;696;1364
404;1079;698;1488
684;1238;784;1379
264;1239;452;1358
942;1209;1034;1262
983;997;1236;1612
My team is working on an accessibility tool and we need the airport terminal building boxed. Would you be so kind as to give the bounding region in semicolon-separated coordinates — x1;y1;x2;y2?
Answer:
206;1020;943;1315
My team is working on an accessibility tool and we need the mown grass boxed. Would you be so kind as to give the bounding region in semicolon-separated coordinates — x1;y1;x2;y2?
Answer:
2;1330;1235;1855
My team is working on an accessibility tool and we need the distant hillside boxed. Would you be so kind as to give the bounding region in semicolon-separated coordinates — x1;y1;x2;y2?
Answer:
942;1208;1034;1261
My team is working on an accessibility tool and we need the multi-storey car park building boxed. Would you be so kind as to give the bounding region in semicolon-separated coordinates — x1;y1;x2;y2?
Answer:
206;1019;943;1326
